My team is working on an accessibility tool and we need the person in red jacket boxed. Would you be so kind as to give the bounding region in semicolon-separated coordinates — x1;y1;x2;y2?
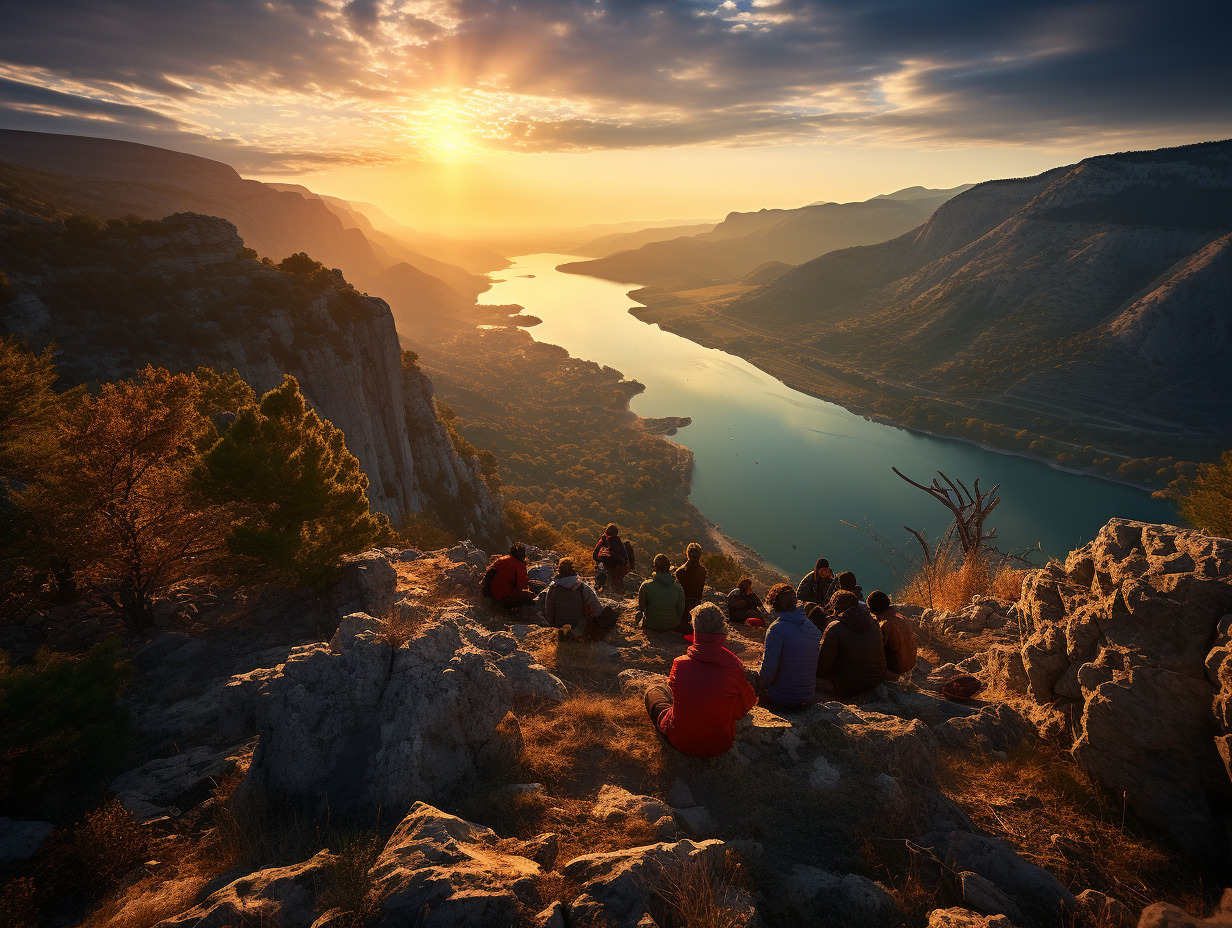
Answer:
645;603;757;757
491;543;534;611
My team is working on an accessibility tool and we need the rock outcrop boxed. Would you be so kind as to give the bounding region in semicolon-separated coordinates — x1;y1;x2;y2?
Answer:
0;210;506;541
998;519;1232;854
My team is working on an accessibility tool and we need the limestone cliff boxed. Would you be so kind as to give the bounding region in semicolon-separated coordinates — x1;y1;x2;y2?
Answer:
0;210;505;542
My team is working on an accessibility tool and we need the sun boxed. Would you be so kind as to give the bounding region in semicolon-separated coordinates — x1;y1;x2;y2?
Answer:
416;103;486;163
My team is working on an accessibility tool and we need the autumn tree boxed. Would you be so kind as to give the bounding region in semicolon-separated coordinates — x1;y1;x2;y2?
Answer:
1171;451;1232;539
198;375;392;587
20;367;225;629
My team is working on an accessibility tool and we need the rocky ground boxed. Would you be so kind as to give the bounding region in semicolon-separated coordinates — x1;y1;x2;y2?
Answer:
3;521;1230;927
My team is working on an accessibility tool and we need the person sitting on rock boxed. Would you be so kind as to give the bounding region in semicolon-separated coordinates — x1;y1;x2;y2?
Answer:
592;523;630;593
868;590;918;680
545;557;605;639
816;590;887;699
834;570;863;604
491;542;535;612
675;542;707;620
796;558;836;609
757;583;822;710
637;554;686;632
727;577;768;626
645;603;758;757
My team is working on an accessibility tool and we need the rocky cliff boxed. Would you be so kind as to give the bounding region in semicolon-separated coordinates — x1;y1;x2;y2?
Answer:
0;209;505;541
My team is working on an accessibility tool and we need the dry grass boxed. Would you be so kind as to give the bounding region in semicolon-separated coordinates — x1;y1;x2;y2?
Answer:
646;851;756;928
516;692;666;792
897;548;1027;613
936;744;1213;915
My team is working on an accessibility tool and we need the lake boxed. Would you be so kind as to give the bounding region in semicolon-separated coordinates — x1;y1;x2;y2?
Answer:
481;253;1178;592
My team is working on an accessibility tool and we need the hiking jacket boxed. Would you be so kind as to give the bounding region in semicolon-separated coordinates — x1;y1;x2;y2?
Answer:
726;589;765;624
759;607;822;706
639;571;686;631
593;532;628;568
545;575;602;629
818;603;887;697
880;612;918;676
491;554;528;601
675;559;707;611
657;632;756;757
796;571;835;608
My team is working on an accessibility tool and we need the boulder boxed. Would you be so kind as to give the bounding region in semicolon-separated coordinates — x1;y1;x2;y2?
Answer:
1137;889;1232;927
932;831;1075;920
1001;520;1232;855
784;865;898;924
1074;889;1135;928
927;908;1019;928
109;745;241;821
369;803;541;927
332;550;397;620
562;838;741;928
807;703;939;782
240;619;513;815
673;806;716;839
153;849;334;928
591;785;676;840
496;650;568;703
933;704;1035;754
0;817;55;867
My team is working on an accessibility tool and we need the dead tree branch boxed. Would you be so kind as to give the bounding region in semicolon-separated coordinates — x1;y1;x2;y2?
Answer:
893;467;1001;557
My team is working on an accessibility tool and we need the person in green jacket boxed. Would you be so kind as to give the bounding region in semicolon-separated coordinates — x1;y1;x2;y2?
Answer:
637;554;686;632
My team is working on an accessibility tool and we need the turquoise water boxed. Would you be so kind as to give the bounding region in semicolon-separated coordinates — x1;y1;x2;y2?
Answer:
481;254;1178;592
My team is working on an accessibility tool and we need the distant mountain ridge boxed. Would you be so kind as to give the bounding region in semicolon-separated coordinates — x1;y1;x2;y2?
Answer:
558;185;971;285
637;139;1232;480
0;130;499;338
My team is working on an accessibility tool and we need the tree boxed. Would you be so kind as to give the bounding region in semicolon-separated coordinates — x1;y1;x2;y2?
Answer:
1171;451;1232;539
21;367;224;629
198;375;392;587
0;336;62;489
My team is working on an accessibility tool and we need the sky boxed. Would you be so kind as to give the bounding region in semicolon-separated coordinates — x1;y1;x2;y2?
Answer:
1;0;1230;229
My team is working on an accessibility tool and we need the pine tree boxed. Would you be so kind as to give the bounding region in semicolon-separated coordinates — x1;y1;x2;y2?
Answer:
199;375;392;587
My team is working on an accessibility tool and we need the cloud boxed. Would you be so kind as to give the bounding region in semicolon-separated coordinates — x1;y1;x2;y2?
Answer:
0;0;1228;163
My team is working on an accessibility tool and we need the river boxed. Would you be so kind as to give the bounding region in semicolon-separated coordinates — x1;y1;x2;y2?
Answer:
480;253;1177;592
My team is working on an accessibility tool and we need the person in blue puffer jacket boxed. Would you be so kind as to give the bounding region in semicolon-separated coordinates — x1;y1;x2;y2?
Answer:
757;583;822;709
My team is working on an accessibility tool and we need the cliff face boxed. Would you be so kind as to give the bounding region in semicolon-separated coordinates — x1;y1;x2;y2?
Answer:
0;210;505;541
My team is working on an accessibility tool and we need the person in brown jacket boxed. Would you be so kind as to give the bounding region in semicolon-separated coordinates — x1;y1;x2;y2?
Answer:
816;590;887;699
675;542;707;628
868;590;917;680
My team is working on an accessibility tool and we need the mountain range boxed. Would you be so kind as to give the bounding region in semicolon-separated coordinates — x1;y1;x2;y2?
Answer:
630;140;1232;479
558;185;971;285
0;130;503;339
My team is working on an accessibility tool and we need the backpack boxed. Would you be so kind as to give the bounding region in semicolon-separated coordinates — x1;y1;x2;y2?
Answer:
480;564;497;599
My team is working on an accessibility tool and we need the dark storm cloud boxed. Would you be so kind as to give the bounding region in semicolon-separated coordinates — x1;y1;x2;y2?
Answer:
0;0;1229;154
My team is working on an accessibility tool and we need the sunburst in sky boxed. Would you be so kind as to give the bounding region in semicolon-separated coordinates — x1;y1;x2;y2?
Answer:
1;0;1229;227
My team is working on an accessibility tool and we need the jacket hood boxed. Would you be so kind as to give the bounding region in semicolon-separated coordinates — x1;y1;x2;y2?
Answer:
687;631;742;668
839;603;874;633
554;575;582;591
772;606;808;626
653;571;676;584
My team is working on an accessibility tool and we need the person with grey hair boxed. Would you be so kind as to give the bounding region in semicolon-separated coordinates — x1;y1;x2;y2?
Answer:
645;603;757;757
545;557;603;639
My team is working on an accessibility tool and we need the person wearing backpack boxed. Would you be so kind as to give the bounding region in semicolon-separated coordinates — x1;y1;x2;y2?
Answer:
545;558;617;639
592;523;630;593
490;542;535;612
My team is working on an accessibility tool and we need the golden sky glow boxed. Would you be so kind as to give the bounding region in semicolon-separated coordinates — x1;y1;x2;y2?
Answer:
1;0;1229;229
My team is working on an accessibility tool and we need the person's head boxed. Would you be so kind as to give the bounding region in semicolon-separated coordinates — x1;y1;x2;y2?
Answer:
829;590;859;614
767;582;797;612
605;523;619;537
556;558;576;578
837;571;857;592
692;603;726;636
867;590;892;616
738;577;753;594
686;542;702;562
814;557;831;578
653;553;671;573
510;542;527;561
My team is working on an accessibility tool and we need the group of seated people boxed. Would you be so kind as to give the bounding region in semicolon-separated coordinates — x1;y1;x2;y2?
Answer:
487;535;918;760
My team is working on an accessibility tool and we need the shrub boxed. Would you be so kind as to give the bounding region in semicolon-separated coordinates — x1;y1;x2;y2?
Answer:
896;545;1027;613
0;641;132;817
1169;450;1232;539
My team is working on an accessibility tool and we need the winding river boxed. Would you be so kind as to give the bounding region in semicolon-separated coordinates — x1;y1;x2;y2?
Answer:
481;253;1177;592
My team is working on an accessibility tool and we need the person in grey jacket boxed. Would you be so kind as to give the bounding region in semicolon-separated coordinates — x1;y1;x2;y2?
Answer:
545;558;603;639
757;584;822;709
796;558;836;608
